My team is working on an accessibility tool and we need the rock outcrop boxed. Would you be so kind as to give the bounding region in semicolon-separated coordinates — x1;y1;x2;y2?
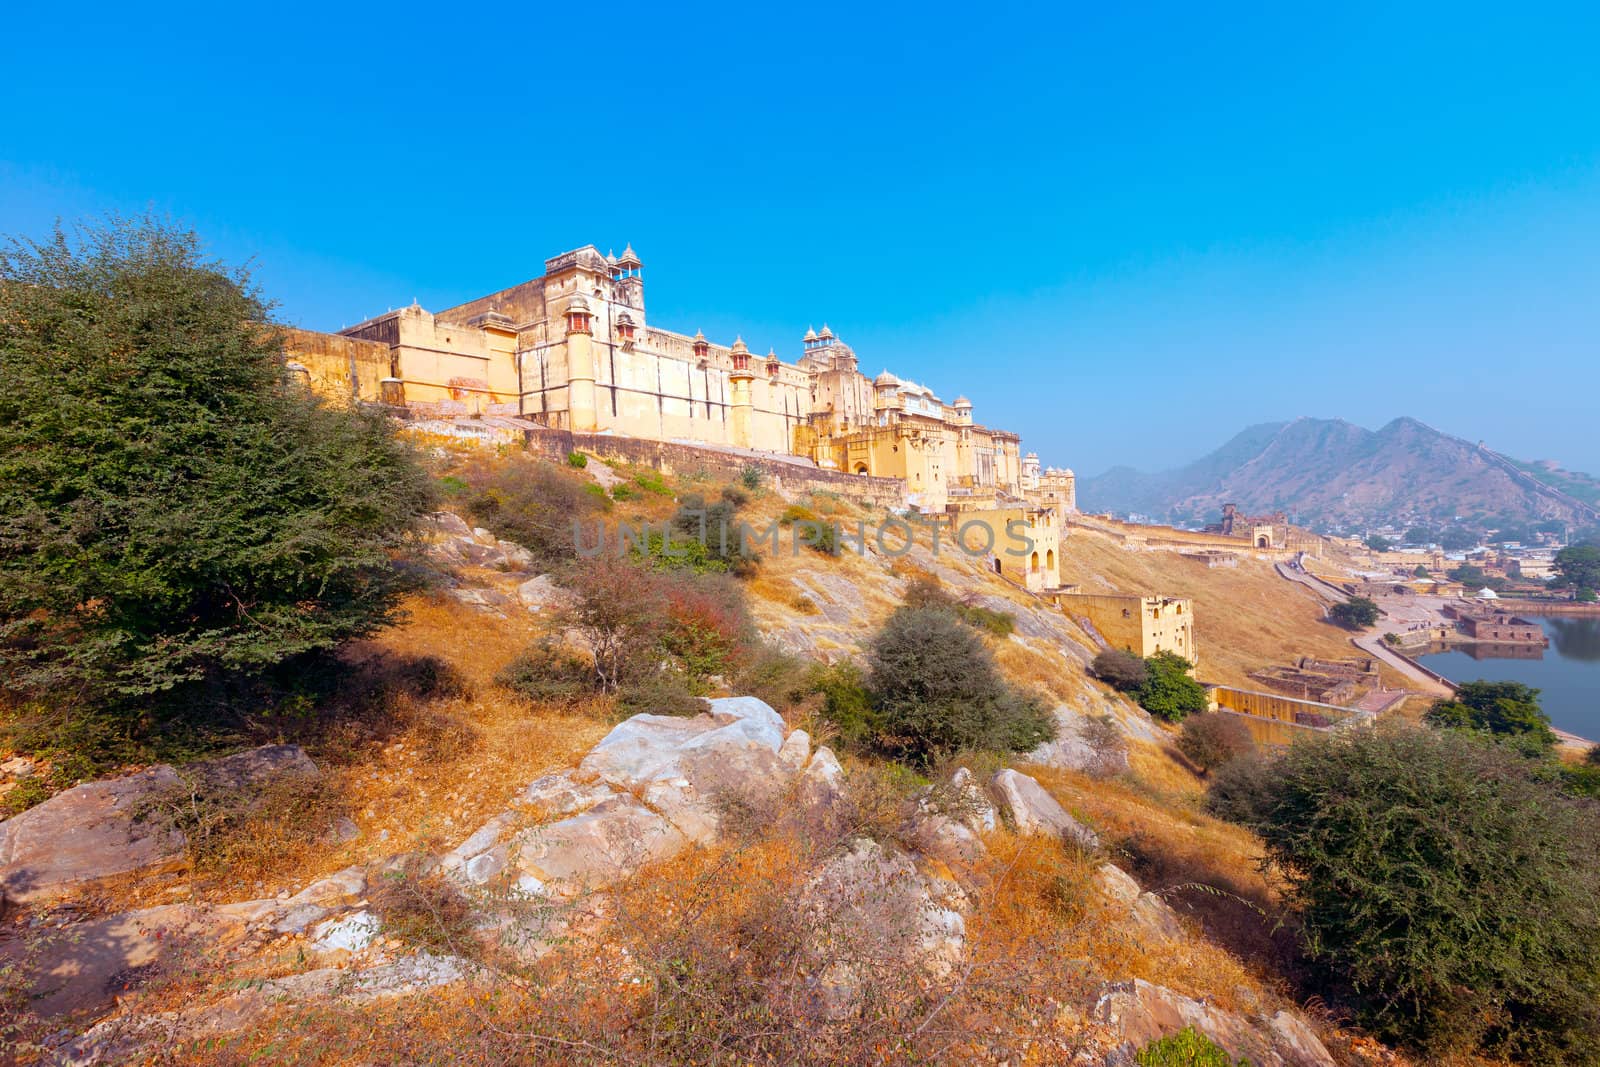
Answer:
0;745;318;904
1094;864;1185;943
437;697;814;896
12;694;1338;1067
990;768;1099;849
1094;978;1335;1067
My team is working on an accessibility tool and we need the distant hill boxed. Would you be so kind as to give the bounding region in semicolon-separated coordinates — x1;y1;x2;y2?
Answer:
1078;417;1600;531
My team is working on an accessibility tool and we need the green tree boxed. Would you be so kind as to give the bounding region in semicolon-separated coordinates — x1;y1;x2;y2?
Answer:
1554;542;1600;595
1211;724;1600;1060
866;606;1054;765
0;218;431;727
1135;650;1207;723
1364;535;1393;552
1413;564;1431;578
1328;596;1380;630
1425;680;1556;750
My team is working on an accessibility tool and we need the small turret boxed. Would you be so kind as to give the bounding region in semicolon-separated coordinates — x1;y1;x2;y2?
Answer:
873;370;898;410
564;294;593;335
692;329;709;363
766;348;781;378
729;336;752;376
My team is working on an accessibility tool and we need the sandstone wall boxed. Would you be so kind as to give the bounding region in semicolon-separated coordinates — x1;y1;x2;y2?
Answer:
522;425;907;510
280;328;392;403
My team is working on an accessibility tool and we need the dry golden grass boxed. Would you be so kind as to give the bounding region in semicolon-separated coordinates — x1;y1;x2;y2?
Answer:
74;591;611;917
1059;526;1407;690
1022;750;1303;993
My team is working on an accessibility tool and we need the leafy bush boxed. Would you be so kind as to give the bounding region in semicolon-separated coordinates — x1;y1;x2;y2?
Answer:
779;504;818;526
1176;713;1254;773
733;646;820;714
656;572;754;689
901;572;1015;636
866;607;1053;765
813;661;878;750
566;451;588;468
738;463;764;491
632;469;671;496
616;673;709;718
1425;679;1555;751
560;558;669;693
495;641;596;702
1135;651;1207;722
459;452;609;568
549;558;752;698
1135;1026;1249;1066
1213;724;1600;1060
1092;649;1149;691
0;217;432;733
1328;595;1380;630
1202;752;1280;826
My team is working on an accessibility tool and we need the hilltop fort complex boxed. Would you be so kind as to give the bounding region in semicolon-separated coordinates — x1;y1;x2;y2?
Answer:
282;243;1076;522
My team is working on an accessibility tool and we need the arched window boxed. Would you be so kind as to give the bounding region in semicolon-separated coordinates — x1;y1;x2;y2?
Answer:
1046;548;1055;571
1030;551;1040;575
994;557;1003;574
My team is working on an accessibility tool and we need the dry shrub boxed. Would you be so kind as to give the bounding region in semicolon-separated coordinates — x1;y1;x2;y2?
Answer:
1025;760;1294;1001
368;856;478;957
135;771;352;894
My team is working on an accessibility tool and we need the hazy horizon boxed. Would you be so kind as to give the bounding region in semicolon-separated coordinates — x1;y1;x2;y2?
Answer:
5;4;1598;476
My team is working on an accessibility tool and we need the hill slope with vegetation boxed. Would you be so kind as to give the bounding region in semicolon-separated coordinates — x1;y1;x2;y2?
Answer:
3;219;1597;1066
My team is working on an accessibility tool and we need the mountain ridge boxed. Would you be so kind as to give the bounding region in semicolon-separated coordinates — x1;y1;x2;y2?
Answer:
1078;416;1600;530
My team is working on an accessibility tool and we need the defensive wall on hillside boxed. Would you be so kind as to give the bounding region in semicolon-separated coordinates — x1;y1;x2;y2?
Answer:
1068;514;1321;558
521;424;910;509
1206;685;1371;730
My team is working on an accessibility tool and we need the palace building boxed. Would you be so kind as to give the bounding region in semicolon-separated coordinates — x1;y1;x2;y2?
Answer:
284;243;1074;517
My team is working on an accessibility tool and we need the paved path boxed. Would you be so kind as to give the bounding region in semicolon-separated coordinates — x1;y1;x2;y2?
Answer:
1352;634;1454;695
1352;688;1412;714
1274;560;1350;604
1272;559;1454;695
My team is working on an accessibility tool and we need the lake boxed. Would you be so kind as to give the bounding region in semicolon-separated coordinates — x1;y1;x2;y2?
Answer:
1418;616;1600;742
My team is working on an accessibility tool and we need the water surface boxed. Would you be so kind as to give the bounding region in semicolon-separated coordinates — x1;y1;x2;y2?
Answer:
1418;616;1600;741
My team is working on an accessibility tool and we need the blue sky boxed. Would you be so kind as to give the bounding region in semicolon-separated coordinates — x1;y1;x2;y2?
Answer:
4;2;1599;476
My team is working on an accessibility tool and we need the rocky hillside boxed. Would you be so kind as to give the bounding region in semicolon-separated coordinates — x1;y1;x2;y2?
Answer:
0;459;1381;1066
1080;416;1600;530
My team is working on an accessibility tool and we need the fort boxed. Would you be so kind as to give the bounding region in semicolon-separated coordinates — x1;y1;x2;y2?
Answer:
282;243;1074;518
